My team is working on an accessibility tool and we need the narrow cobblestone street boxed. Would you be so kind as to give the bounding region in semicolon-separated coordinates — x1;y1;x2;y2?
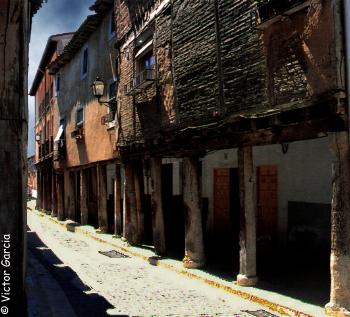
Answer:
27;203;278;317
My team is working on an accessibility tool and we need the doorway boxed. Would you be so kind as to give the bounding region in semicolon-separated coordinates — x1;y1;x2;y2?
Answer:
209;168;240;277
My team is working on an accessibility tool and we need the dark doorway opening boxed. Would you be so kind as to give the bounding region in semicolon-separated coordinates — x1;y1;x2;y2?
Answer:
255;165;331;306
162;163;184;260
75;170;81;223
107;174;115;234
87;167;98;228
205;168;240;279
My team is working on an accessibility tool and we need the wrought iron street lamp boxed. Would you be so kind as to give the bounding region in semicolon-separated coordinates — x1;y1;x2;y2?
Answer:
35;134;41;143
91;77;117;109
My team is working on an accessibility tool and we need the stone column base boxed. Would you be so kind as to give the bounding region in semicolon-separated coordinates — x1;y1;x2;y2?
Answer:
96;227;108;234
325;303;350;317
237;274;258;286
183;257;205;269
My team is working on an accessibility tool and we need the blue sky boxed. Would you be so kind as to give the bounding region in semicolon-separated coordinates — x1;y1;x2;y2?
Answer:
28;0;95;156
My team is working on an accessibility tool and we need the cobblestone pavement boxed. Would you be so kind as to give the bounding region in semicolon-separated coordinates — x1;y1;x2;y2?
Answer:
27;208;280;317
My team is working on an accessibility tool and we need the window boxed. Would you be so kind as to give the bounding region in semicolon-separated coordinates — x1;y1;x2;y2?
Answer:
76;102;84;128
108;80;117;113
56;74;60;96
109;11;115;40
140;52;155;71
81;45;88;79
108;81;116;101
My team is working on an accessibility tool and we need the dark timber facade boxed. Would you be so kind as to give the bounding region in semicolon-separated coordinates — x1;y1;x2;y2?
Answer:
114;0;350;314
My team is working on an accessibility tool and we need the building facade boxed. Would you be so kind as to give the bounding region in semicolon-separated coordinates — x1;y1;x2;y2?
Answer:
114;0;350;314
48;0;118;232
30;32;74;213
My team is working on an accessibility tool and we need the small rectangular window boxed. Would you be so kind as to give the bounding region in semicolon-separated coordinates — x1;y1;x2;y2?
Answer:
76;103;84;127
81;45;88;79
109;11;115;40
108;81;116;100
56;74;60;96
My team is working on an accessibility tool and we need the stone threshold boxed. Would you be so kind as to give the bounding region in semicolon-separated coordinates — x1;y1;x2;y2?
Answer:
30;208;328;317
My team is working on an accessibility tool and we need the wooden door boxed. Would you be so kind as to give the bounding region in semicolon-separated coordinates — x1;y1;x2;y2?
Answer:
214;168;231;240
256;165;278;240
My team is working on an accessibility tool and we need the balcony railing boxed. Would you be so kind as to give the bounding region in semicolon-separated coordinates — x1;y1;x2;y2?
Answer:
101;111;116;125
38;137;54;160
71;127;84;140
124;68;156;96
53;139;66;161
256;0;310;29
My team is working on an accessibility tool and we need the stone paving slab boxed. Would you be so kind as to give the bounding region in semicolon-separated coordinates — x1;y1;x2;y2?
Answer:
26;200;327;317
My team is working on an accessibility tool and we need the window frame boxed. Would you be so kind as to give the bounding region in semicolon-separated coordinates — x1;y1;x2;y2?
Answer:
81;44;89;80
76;102;84;128
108;11;116;40
55;74;60;96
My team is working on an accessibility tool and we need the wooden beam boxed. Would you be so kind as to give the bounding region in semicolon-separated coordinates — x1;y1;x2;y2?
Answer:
134;160;145;244
237;145;258;286
326;131;350;314
97;164;108;232
51;172;57;217
123;161;138;244
150;157;166;255
182;157;205;269
57;174;64;221
80;169;88;225
114;163;123;236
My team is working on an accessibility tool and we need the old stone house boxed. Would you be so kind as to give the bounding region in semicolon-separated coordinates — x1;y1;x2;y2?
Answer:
47;0;118;233
114;0;350;314
30;32;74;213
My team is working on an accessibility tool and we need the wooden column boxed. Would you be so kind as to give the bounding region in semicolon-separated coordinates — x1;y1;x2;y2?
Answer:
67;171;75;220
114;163;123;236
57;174;64;221
326;131;350;315
97;164;108;232
182;157;205;268
80;169;88;225
237;145;258;286
134;160;145;244
42;170;47;212
51;172;57;217
36;170;41;209
150;158;166;255
123;161;138;244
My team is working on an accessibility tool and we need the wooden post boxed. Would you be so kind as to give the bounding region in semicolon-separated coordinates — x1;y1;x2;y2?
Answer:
150;158;166;255
80;169;88;225
0;1;32;313
114;163;123;236
57;174;64;221
237;145;258;286
42;170;47;212
123;161;138;244
134;160;145;244
68;172;76;220
97;164;108;232
51;172;57;217
325;131;350;315
182;157;205;268
36;170;41;209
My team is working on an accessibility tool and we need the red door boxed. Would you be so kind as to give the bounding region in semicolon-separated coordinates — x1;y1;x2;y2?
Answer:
256;165;278;240
213;168;231;240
